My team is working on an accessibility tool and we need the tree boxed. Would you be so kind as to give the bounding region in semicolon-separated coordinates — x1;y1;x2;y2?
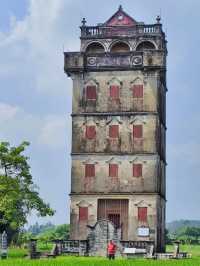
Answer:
0;141;55;240
176;226;200;242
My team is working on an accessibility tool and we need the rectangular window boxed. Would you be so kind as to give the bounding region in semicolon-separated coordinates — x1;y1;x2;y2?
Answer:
138;207;147;222
132;85;143;98
109;164;118;178
86;86;96;100
79;207;88;221
109;125;119;138
110;85;120;99
86;126;96;139
85;164;95;177
133;164;142;177
133;125;143;138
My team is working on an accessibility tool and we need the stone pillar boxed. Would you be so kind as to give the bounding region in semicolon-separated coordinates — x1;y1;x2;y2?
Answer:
1;231;8;259
29;239;38;259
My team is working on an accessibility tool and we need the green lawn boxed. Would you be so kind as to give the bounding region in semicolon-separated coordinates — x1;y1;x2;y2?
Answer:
0;245;199;266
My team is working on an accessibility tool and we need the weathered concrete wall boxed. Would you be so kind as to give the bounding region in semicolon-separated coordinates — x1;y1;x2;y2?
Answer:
72;71;158;114
156;196;166;252
70;194;159;243
71;155;162;194
72;115;157;154
67;17;167;253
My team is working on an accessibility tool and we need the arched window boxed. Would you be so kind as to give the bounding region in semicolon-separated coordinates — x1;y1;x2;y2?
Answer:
85;42;105;53
136;41;156;51
110;42;130;53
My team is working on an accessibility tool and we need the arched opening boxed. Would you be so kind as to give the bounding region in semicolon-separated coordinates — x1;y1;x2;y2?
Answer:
110;42;130;53
85;42;105;53
136;41;156;51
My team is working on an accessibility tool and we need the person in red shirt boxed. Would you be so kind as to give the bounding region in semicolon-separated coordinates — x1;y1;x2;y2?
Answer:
107;240;117;260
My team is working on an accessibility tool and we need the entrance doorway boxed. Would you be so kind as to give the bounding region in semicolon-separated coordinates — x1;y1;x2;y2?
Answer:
108;213;120;228
97;199;128;240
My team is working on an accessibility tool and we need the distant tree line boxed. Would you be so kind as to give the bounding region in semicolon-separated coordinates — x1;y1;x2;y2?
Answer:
166;226;200;244
15;222;70;247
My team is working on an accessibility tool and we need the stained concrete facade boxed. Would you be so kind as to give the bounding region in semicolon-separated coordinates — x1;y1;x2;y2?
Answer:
64;6;167;252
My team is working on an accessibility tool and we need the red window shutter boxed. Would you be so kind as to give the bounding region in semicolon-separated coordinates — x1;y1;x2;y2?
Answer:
109;164;118;177
133;85;143;98
138;207;147;222
110;85;120;99
86;86;96;100
86;126;96;139
79;207;88;221
109;125;119;138
133;125;143;138
85;164;95;177
133;164;142;177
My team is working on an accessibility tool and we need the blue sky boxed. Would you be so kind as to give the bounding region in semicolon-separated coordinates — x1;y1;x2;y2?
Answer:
0;0;200;225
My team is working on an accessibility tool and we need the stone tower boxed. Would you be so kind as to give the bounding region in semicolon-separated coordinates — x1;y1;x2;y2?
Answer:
64;6;167;252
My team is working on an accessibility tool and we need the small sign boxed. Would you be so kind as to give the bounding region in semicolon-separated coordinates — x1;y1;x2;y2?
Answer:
137;227;149;237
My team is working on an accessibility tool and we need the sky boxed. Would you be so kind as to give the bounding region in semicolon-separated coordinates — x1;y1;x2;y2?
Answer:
0;0;200;225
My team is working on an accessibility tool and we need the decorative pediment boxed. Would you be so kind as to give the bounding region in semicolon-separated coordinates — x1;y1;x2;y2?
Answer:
129;116;146;124
107;77;122;86
106;157;121;164
82;158;98;165
84;78;99;86
106;116;122;125
105;6;137;27
82;117;99;126
134;200;152;208
129;157;147;164
76;200;92;207
130;77;143;85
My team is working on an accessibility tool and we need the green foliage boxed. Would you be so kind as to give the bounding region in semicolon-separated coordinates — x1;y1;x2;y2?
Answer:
37;224;70;242
167;220;200;234
15;223;70;248
0;141;55;238
0;246;199;266
176;227;200;241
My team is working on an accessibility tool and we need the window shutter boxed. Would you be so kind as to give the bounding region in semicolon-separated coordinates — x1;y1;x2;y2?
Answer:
133;125;143;138
79;207;88;221
86;86;96;100
109;125;119;138
86;126;96;139
85;164;95;177
110;85;120;99
138;207;147;222
132;85;143;98
109;164;118;177
133;164;142;177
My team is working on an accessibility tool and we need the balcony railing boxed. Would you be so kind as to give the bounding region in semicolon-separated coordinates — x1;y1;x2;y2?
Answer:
81;24;163;38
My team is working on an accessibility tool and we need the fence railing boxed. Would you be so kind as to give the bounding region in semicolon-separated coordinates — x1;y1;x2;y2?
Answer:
81;24;162;38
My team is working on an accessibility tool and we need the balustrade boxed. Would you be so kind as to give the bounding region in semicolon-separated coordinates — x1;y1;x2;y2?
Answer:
81;24;162;38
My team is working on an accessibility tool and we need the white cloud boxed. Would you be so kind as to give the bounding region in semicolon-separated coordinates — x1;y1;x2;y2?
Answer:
38;115;71;149
0;0;77;96
0;103;20;122
0;101;70;151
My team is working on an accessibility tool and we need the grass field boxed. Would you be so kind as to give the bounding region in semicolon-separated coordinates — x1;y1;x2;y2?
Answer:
0;245;199;266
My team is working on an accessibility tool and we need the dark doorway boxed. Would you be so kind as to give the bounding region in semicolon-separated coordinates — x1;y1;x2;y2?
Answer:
108;213;120;228
97;199;129;240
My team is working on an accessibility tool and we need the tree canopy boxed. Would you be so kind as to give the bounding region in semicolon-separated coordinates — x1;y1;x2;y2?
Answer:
0;141;55;236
